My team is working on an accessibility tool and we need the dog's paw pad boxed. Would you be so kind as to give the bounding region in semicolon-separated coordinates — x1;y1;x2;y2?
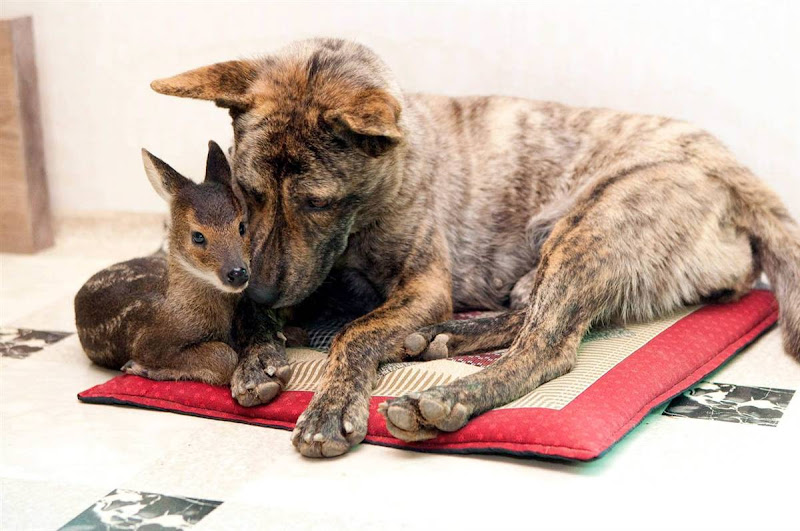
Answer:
419;396;449;422
256;381;280;403
387;403;420;431
423;334;450;360
404;333;428;356
436;402;470;432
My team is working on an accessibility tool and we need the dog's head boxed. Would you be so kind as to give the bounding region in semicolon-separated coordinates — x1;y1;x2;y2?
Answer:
151;39;405;307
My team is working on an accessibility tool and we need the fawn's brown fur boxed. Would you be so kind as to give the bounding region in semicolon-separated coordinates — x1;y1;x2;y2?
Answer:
74;142;255;386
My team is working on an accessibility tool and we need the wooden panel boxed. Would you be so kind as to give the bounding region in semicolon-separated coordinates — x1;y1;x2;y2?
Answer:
0;16;53;254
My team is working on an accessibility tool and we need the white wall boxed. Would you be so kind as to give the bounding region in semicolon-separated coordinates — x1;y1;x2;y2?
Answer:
3;0;799;218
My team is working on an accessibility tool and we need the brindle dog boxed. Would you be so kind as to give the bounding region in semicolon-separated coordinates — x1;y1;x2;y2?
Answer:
149;38;799;457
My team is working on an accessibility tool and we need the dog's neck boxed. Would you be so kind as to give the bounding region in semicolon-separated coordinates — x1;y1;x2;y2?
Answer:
351;103;433;236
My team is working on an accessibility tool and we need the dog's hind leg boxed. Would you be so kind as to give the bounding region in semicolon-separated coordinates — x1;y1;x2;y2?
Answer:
380;161;758;441
403;203;570;359
403;310;526;360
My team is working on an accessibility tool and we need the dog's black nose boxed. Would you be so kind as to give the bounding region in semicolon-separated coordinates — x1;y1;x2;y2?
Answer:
226;267;249;287
246;283;280;306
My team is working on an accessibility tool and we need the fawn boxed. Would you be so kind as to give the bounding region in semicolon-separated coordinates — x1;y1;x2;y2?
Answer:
75;141;252;385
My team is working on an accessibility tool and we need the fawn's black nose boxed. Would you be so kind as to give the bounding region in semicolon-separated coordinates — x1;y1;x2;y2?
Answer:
226;267;249;287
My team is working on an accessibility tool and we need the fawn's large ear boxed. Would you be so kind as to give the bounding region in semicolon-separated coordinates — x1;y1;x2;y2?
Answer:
204;140;232;186
323;90;404;157
141;149;191;202
150;60;260;111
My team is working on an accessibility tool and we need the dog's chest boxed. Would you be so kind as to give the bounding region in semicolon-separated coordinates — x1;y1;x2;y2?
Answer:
447;239;535;311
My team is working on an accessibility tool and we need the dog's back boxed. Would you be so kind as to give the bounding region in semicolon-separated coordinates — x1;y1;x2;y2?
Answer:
408;93;799;348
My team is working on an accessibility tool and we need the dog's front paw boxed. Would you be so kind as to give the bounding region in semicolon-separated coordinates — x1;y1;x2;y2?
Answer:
291;389;369;458
378;386;472;442
231;346;292;407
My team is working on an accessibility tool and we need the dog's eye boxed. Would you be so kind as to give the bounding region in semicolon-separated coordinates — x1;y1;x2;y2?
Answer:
239;222;246;236
191;231;206;245
307;197;331;210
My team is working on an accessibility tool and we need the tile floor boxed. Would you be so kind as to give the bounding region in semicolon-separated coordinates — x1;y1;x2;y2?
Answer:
1;213;799;530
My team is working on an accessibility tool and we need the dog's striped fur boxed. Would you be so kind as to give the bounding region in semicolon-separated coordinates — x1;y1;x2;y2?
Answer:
151;38;799;456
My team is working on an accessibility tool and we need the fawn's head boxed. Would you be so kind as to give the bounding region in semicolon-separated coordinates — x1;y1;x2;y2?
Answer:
142;141;251;293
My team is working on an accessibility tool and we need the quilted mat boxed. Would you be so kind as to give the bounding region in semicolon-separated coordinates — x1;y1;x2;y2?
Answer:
78;290;778;461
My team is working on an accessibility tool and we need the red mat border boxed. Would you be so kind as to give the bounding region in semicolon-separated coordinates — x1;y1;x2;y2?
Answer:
78;290;778;461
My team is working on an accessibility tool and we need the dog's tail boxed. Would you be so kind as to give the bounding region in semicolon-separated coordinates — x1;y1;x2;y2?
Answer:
750;210;800;357
725;167;800;357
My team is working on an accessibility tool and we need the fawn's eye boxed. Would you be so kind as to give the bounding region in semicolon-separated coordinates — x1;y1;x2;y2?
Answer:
191;231;206;245
238;222;246;236
307;197;331;210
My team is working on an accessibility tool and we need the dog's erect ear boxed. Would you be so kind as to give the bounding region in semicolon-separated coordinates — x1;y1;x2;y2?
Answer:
204;140;232;187
141;149;192;203
150;60;259;111
323;90;404;157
